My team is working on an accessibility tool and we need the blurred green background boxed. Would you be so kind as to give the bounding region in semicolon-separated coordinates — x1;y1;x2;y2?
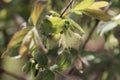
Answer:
0;0;120;80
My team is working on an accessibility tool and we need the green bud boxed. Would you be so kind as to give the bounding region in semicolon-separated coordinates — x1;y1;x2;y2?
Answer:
41;17;64;35
52;33;61;41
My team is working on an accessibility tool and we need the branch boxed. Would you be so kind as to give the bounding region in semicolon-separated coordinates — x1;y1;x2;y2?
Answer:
104;1;112;12
60;0;73;18
0;68;26;80
82;19;99;49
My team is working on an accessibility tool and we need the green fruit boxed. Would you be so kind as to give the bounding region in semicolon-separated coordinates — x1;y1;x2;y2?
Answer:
41;17;64;35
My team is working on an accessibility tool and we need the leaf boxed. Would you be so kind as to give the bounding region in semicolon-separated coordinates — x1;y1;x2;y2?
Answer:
83;8;111;21
74;11;82;15
49;10;60;16
19;45;28;56
22;61;32;73
97;21;118;36
35;69;55;80
88;1;109;9
19;29;33;55
56;51;71;71
8;28;31;48
62;10;82;17
2;28;31;57
34;50;48;68
30;0;47;26
69;18;85;34
73;0;94;11
3;44;21;57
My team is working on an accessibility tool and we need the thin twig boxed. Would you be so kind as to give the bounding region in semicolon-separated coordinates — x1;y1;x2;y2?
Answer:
104;1;112;13
82;19;99;49
82;2;112;49
0;68;26;80
60;0;73;18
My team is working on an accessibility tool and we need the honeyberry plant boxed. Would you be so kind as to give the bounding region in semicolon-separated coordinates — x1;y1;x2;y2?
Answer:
2;0;111;80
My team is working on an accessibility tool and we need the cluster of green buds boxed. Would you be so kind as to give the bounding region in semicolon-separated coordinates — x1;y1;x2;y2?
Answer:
40;15;84;50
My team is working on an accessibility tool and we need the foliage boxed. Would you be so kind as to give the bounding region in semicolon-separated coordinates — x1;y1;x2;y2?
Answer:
0;0;120;80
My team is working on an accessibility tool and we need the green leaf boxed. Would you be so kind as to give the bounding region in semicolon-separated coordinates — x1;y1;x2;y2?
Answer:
68;18;85;34
3;44;21;57
22;61;32;73
30;0;47;26
88;1;109;9
8;28;31;49
73;0;94;11
2;28;31;57
49;10;60;16
74;11;82;15
19;29;33;55
34;50;48;68
83;8;111;21
35;69;55;80
56;51;71;71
